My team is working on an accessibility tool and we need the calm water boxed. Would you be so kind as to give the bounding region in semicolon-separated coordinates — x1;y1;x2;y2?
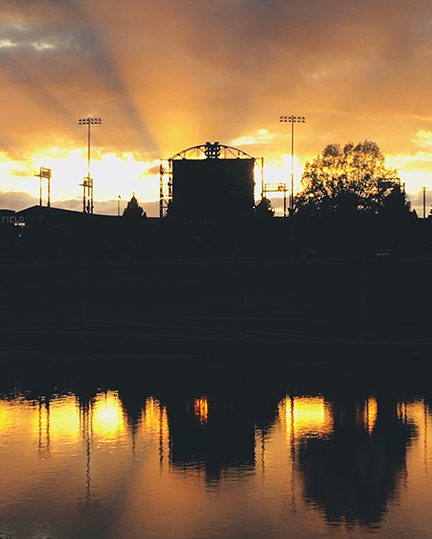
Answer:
1;354;432;538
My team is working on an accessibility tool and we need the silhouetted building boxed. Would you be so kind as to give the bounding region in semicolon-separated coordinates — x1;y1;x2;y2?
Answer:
0;209;22;226
13;205;149;262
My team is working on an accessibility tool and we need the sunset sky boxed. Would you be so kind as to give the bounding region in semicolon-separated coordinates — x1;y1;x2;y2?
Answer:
1;0;432;215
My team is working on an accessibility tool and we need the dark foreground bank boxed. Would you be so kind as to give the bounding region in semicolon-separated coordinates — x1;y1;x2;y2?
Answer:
1;258;431;358
0;328;431;361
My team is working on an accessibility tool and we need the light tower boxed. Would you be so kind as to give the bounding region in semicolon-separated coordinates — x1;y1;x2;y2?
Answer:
34;167;52;207
78;117;102;214
279;115;306;214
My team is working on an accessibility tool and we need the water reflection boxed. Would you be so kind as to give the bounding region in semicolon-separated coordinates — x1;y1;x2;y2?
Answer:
291;395;416;528
168;394;256;486
92;392;126;441
194;396;209;424
0;356;432;538
279;396;334;439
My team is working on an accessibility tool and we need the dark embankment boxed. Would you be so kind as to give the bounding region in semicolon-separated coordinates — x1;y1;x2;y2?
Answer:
0;258;431;359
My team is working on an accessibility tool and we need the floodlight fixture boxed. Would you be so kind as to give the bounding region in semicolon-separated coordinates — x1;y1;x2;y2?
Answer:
279;115;306;124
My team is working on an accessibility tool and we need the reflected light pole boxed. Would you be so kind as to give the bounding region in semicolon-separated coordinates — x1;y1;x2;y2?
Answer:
279;115;306;214
78;117;102;214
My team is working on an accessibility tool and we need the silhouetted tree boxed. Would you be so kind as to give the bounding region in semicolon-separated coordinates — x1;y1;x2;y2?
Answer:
255;197;274;219
380;183;412;218
123;194;146;219
295;141;402;217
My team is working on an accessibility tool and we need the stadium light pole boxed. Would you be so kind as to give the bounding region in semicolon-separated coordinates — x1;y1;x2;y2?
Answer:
279;115;306;214
78;117;102;213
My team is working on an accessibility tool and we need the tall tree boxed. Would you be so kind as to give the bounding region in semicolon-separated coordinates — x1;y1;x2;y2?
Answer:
255;197;274;219
123;194;146;219
295;141;406;217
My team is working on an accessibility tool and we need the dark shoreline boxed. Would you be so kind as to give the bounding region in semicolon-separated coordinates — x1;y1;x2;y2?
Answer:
1;258;432;358
0;328;431;361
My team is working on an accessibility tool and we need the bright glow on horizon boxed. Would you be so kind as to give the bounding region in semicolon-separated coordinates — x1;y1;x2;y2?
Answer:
0;143;431;217
282;153;299;169
230;129;277;146
0;149;160;207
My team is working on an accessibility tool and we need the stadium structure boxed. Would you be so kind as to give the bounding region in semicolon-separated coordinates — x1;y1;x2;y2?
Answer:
160;142;264;221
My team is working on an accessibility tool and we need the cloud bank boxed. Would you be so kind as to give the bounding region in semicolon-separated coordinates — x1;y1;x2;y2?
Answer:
0;190;160;216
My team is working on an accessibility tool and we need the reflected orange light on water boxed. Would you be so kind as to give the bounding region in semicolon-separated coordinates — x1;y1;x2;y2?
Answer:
0;402;18;435
364;397;378;434
8;396;80;448
194;397;208;424
142;397;169;440
1;393;170;450
278;396;333;439
92;392;126;441
0;400;36;440
43;397;80;443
